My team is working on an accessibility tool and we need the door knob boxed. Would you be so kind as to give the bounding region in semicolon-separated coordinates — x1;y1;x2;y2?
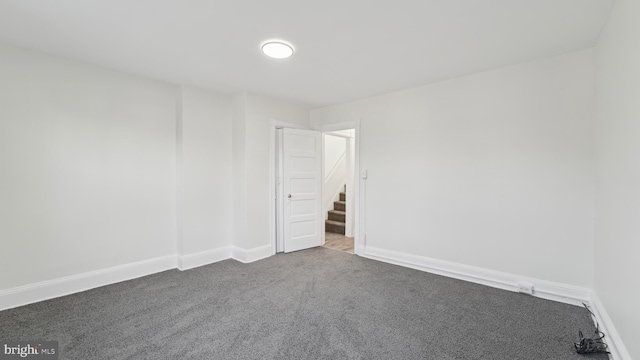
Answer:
288;194;292;198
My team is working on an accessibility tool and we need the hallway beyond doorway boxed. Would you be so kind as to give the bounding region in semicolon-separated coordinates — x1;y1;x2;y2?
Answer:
322;232;354;254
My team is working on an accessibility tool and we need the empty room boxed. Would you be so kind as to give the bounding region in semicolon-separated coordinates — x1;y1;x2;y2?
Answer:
0;0;638;359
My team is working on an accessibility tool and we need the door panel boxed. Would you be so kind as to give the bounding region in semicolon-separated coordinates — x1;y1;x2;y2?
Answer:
283;128;322;253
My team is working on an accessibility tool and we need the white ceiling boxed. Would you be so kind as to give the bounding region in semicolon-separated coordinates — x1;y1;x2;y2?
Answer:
0;0;613;108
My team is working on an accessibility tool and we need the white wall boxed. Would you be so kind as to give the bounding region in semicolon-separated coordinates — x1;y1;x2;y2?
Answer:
178;86;233;255
311;49;595;287
324;134;347;180
0;44;177;290
233;92;309;250
0;43;304;299
231;93;248;254
594;0;640;358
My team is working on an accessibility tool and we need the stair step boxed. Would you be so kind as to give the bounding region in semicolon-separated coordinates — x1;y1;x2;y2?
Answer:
339;192;346;201
328;210;346;222
325;220;345;235
334;200;346;212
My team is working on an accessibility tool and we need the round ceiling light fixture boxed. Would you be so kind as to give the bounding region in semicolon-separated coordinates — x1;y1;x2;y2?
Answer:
261;41;294;59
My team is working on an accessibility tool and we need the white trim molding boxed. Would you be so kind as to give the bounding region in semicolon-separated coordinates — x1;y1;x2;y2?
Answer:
0;255;177;311
0;243;279;311
588;292;632;360
177;247;233;271
362;246;633;358
231;245;274;264
362;246;591;306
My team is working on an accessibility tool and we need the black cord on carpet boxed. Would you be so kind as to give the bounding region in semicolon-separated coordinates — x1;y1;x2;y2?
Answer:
574;303;609;355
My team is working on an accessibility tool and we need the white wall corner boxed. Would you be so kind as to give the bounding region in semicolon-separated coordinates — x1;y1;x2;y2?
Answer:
0;255;177;312
362;246;592;307
588;292;632;360
175;88;185;257
231;245;274;264
177;247;233;271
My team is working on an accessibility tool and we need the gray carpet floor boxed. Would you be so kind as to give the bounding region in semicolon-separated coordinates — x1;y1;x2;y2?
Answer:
0;248;606;359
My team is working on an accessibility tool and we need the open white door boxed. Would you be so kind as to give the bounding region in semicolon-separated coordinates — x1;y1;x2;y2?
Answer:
283;128;322;253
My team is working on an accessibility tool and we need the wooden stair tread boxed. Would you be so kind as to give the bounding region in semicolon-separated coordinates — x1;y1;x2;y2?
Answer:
325;220;346;226
327;185;347;234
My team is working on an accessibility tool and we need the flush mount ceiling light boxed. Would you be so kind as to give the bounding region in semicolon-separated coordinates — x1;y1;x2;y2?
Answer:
261;41;294;59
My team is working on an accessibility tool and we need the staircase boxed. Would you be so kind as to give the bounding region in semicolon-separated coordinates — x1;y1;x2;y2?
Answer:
325;187;346;235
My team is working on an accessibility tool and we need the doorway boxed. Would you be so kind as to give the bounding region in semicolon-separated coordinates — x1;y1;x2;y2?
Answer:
271;120;361;256
321;129;355;254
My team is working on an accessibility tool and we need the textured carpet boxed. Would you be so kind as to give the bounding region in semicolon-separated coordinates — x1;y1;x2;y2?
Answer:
0;248;606;359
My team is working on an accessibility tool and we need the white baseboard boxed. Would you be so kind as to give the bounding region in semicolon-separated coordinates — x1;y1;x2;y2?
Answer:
0;255;177;311
362;246;591;306
177;247;233;271
362;246;633;359
588;292;632;360
232;244;274;263
0;244;278;311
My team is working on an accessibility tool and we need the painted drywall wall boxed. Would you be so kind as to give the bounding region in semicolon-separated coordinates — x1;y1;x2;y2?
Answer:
324;134;347;180
323;134;347;219
311;49;595;287
0;44;177;290
234;93;309;250
594;0;640;358
178;86;233;255
231;93;248;256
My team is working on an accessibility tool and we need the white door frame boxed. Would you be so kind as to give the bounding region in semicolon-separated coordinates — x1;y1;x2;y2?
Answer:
270;118;364;256
314;120;363;255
